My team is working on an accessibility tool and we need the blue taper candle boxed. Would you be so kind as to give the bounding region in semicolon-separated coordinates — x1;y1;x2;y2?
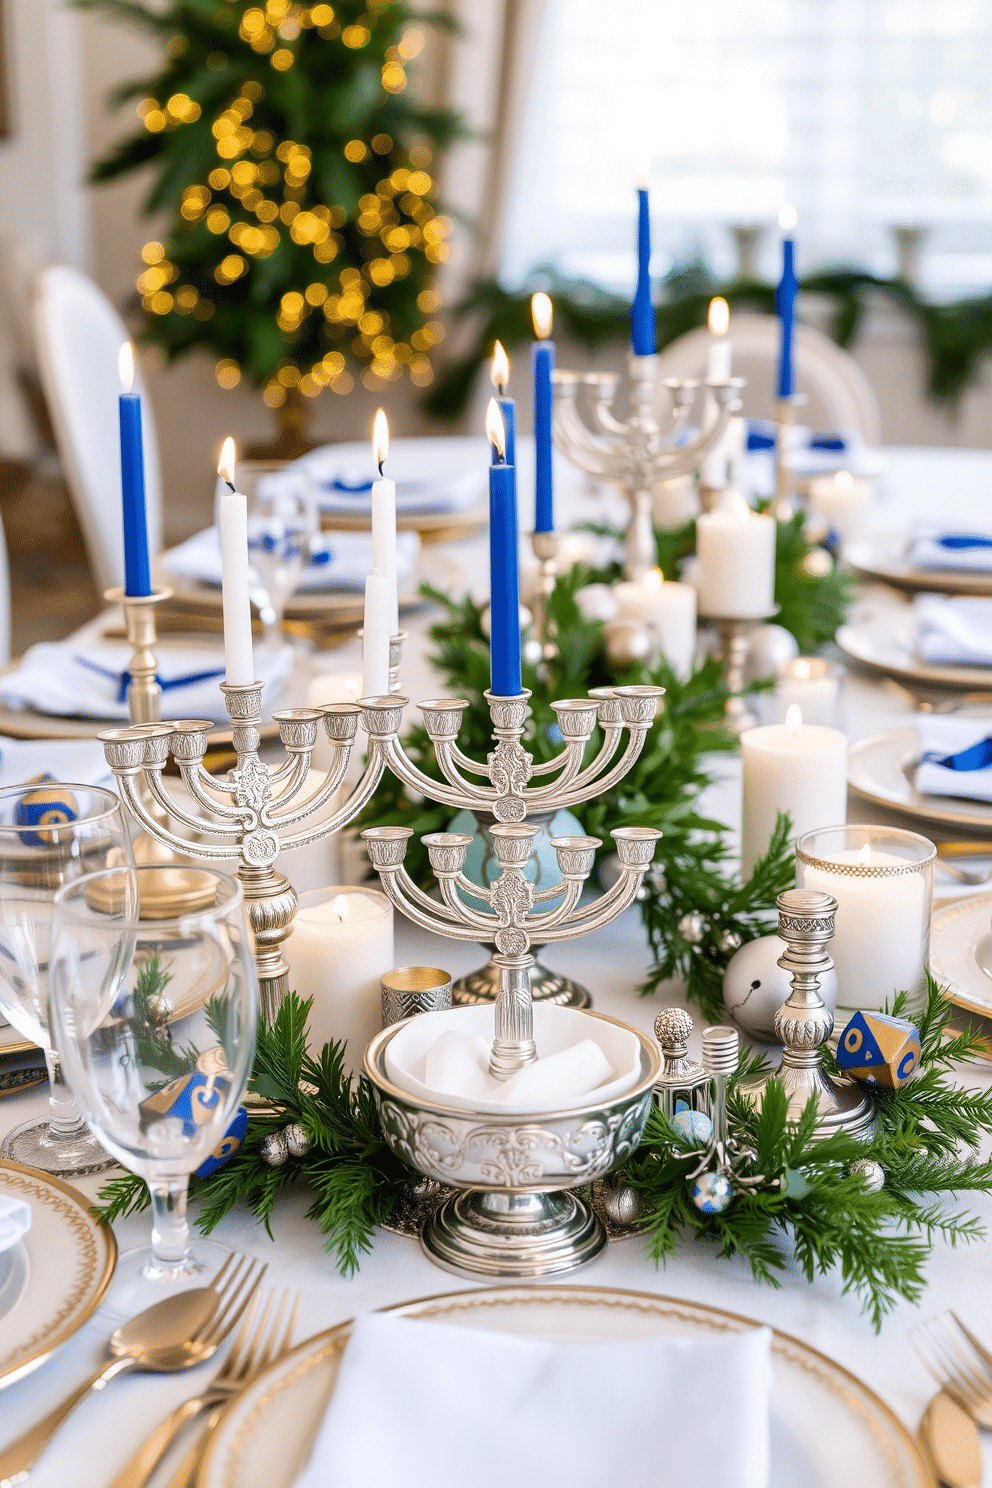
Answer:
118;342;151;596
489;340;516;468
531;292;555;533
486;397;522;697
776;206;799;398
631;187;656;356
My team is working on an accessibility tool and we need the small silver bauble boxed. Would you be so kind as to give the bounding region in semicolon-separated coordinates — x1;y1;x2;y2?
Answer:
723;933;838;1043
849;1157;885;1193
802;547;834;578
691;1171;734;1214
146;994;174;1025
716;928;742;955
602;617;656;669
744;624;799;683
260;1130;289;1167
284;1122;311;1158
600;1179;643;1228
677;912;707;945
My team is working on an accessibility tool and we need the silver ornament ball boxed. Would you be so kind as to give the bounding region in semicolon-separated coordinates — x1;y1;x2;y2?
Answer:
678;912;707;945
744;624;799;683
849;1157;885;1193
716;928;742;955
802;547;834;578
260;1131;289;1167
723;933;838;1043
602;617;656;669
600;1180;644;1228
284;1122;310;1158
146;994;174;1026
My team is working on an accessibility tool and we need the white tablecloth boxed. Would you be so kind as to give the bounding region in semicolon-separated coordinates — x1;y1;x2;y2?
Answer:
4;445;992;1485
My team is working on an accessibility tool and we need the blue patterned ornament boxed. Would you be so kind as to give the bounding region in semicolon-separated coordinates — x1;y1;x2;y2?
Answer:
15;776;78;847
836;1011;921;1089
690;1172;734;1214
672;1109;713;1148
138;1049;232;1137
196;1105;248;1178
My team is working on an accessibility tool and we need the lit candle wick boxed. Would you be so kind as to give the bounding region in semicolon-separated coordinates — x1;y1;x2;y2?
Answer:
372;406;389;478
217;435;237;492
485;397;507;462
707;297;729;338
490;339;509;396
332;894;350;923
858;843;871;867
786;703;803;733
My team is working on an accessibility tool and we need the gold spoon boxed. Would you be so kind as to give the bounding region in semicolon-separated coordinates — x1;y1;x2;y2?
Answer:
919;1391;982;1488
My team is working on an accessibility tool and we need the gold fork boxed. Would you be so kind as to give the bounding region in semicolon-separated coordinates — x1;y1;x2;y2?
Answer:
0;1252;265;1486
108;1287;300;1488
911;1311;992;1429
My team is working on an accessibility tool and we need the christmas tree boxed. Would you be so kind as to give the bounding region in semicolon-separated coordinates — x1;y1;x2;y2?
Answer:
80;0;462;446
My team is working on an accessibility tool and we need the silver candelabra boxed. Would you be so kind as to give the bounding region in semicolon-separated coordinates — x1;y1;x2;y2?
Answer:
552;354;744;580
360;683;665;1278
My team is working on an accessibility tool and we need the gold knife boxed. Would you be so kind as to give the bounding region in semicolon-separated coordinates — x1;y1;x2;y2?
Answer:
919;1390;981;1488
936;843;992;859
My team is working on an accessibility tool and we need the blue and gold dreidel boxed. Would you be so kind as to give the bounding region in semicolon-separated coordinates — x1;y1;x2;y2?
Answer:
836;1010;921;1088
197;1105;248;1178
15;775;79;847
140;1048;232;1137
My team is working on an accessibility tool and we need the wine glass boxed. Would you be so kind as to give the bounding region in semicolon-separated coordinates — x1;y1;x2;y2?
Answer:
0;782;132;1176
247;478;316;651
50;864;258;1312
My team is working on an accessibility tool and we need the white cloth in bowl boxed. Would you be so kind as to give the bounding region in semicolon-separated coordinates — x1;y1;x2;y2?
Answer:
0;641;293;723
384;1003;643;1114
0;1193;31;1254
911;525;992;573
914;595;992;666
164;525;420;595
280;436;489;516
916;716;992;802
295;1311;771;1488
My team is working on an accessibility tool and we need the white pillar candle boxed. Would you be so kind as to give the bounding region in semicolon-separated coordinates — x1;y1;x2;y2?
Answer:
362;570;391;697
370;408;399;634
217;437;255;686
807;471;874;549
614;568;697;677
772;657;841;727
796;830;934;1015
740;706;847;878
285;886;394;1075
696;494;776;619
701;298;732;487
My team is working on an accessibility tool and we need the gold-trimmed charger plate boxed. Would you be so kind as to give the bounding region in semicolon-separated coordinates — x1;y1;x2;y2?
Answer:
931;892;992;1020
0;1159;116;1389
838;614;992;690
847;533;992;598
848;727;992;835
0;1022;36;1058
196;1285;928;1488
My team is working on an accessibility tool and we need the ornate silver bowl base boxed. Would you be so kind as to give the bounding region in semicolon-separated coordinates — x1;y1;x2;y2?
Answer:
423;1188;605;1279
452;952;591;1009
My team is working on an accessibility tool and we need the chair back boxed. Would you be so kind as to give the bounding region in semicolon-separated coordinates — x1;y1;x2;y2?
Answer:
32;265;162;592
656;312;881;444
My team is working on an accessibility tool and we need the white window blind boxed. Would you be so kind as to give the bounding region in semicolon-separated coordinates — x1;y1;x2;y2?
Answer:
499;0;992;295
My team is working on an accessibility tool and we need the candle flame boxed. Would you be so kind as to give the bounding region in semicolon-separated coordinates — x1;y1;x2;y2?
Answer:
836;470;853;489
372;407;389;474
786;703;803;733
779;203;799;232
118;342;135;394
708;297;730;338
332;894;350;922
490;339;510;391
644;567;663;594
793;659;812;679
485;396;506;460
217;436;236;487
730;492;752;522
531;291;553;340
858;843;871;867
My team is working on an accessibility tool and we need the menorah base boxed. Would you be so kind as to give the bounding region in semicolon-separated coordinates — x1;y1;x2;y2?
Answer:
422;1188;606;1280
452;952;591;1009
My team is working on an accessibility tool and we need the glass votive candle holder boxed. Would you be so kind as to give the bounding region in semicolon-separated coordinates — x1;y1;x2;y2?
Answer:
795;825;935;1020
772;657;843;728
381;967;453;1027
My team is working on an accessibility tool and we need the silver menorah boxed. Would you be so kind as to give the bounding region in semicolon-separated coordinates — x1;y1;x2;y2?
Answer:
552;354;744;581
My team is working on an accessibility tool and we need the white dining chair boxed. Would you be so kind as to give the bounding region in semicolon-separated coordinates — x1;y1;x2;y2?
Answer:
656;312;882;444
31;266;162;593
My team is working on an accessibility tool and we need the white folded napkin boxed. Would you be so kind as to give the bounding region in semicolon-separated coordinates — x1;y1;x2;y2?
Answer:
384;1004;643;1114
0;1192;31;1254
911;525;992;573
0;641;293;723
165;526;420;595
282;435;488;516
916;716;992;802
295;1311;771;1488
914;595;992;666
0;737;114;791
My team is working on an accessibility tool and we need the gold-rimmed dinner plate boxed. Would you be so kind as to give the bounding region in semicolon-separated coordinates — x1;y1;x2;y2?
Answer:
0;1159;116;1389
848;727;992;835
0;1022;36;1058
838;614;992;690
197;1285;928;1488
930;893;992;1019
847;533;992;598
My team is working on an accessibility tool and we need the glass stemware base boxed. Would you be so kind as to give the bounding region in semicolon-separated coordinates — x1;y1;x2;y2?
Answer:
0;1114;116;1176
100;1238;243;1322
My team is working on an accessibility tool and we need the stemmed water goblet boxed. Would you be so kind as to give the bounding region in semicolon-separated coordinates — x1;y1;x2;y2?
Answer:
50;863;258;1313
246;478;316;651
0;782;131;1176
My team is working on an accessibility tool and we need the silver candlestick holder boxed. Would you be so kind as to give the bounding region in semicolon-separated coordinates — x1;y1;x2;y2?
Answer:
774;392;806;519
528;531;560;663
358;629;407;694
104;585;174;724
699;608;777;733
360;683;665;1278
552;356;744;581
743;889;874;1140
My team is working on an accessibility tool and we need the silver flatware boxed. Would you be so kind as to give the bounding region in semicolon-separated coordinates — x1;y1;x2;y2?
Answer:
883;678;992;714
911;1310;992;1428
0;1252;264;1485
935;859;992;885
919;1390;982;1488
108;1286;299;1488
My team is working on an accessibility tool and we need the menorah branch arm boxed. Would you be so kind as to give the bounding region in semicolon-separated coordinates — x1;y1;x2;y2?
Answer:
276;748;386;850
393;866;465;923
521;876;583;932
553;727;650;811
145;767;242;838
589;397;627;438
447;743;492;777
373;869;491;942
177;761;248;822
536;869;645;941
116;774;238;861
261;754;312;824
264;755;298;788
267;746;351;829
520;738;592;804
385;737;486;809
440;874;500;933
553;404;623;476
430;741;499;803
